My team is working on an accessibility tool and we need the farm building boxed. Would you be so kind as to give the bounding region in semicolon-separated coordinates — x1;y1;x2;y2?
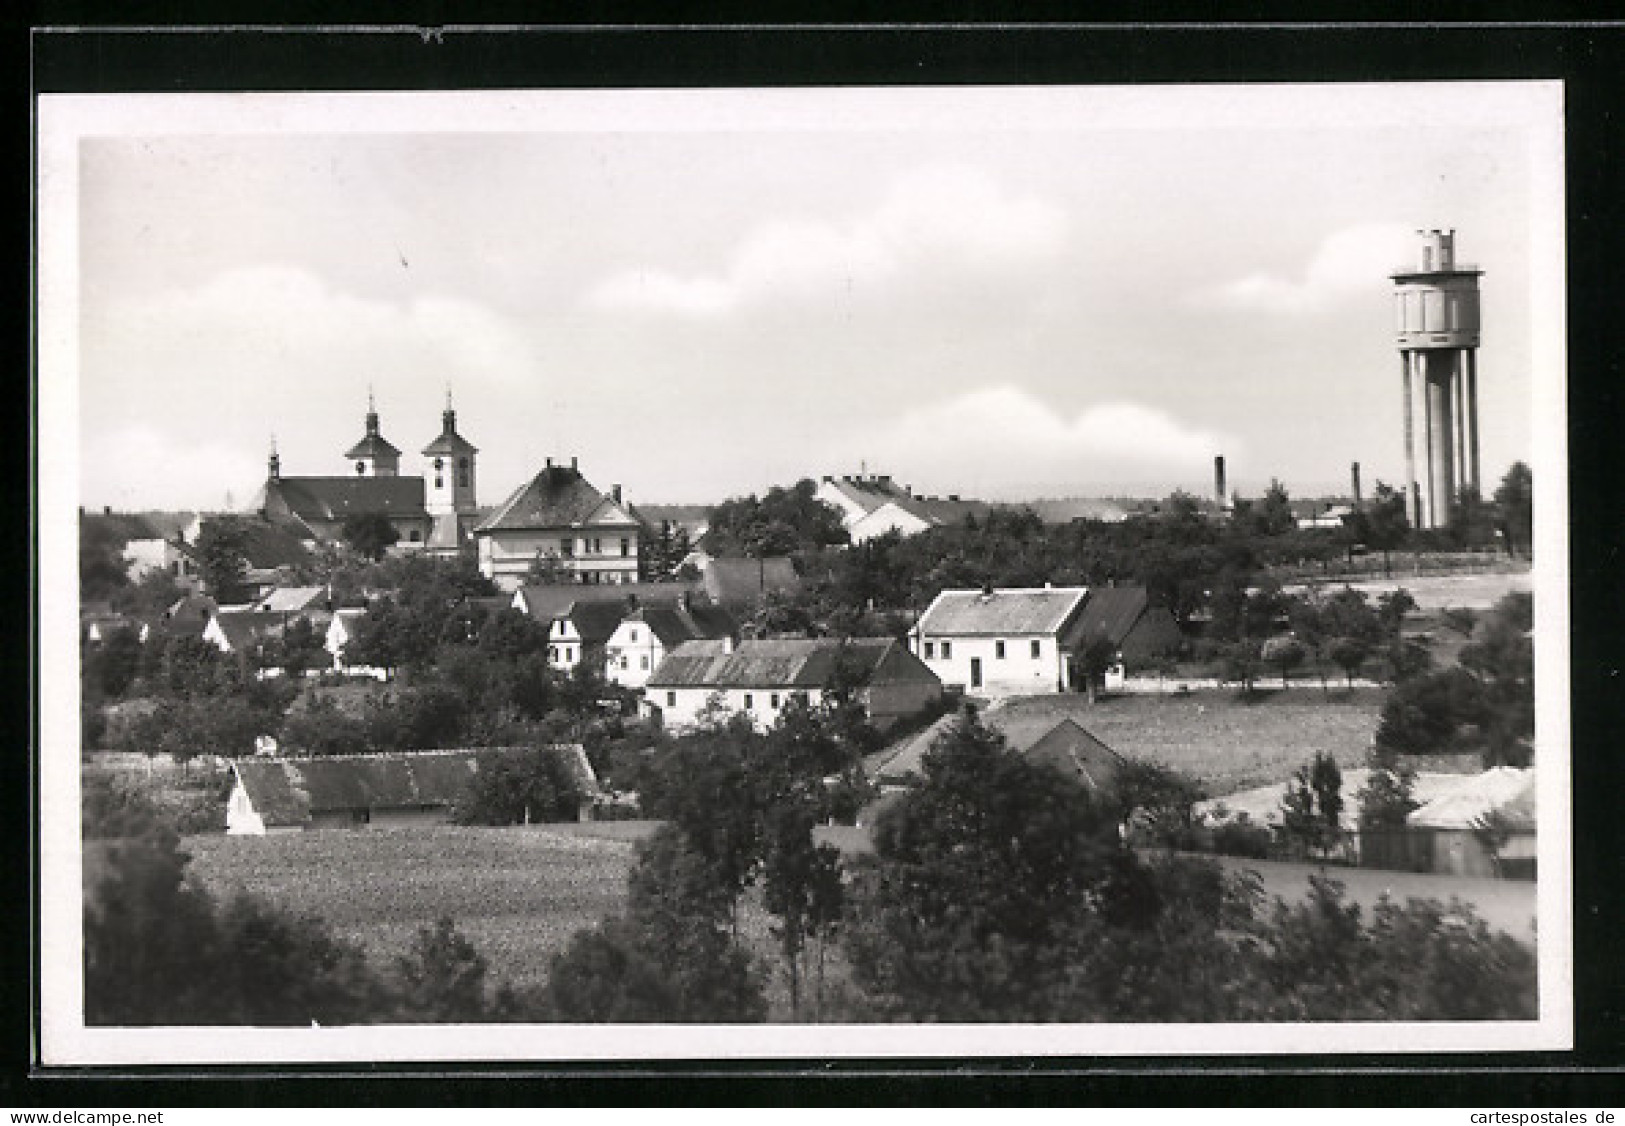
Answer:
645;636;941;733
865;710;1125;797
225;746;599;835
1406;766;1535;879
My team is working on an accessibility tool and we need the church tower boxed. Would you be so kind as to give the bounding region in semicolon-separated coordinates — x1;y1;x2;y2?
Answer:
344;389;402;477
421;389;479;517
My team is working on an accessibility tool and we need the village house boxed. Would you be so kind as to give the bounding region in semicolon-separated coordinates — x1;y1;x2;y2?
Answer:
910;585;1089;694
645;636;941;733
603;596;738;689
80;507;200;581
324;607;389;680
815;473;991;544
474;458;640;591
224;746;599;834
910;584;1182;695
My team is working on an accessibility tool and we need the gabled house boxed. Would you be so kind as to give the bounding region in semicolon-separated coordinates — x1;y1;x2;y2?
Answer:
910;586;1091;694
224;746;600;834
202;607;283;656
911;584;1181;695
474;459;640;591
1406;767;1535;879
865;710;1126;797
510;580;706;625
248;585;333;627
604;596;738;689
815;473;991;544
544;600;629;675
645;636;941;733
257;475;432;550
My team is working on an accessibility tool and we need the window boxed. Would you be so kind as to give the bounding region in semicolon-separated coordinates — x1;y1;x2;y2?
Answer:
620;538;631;557
458;470;470;488
666;691;677;707
630;629;639;642
458;457;469;469
408;530;420;542
924;641;935;659
1031;640;1041;659
770;693;780;709
619;656;628;670
561;538;574;556
434;476;443;489
995;640;1006;659
641;655;650;670
548;645;557;661
743;693;754;710
941;641;953;659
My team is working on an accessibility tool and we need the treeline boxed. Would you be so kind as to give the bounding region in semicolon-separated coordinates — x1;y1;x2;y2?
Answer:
85;700;1538;1024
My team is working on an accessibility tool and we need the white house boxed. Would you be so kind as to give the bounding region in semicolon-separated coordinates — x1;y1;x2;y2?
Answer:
603;597;738;689
815;474;990;544
474;458;640;591
645;636;942;733
909;586;1091;695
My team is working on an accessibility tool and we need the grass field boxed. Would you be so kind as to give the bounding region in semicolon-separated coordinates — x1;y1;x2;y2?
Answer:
990;689;1383;797
184;826;638;995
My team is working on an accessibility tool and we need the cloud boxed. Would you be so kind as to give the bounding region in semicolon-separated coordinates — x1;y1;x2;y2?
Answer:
837;386;1237;498
1191;222;1415;313
82;425;267;512
585;164;1069;316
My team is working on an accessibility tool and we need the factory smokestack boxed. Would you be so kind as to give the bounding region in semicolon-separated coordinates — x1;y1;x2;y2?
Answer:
1214;456;1228;511
1351;461;1364;509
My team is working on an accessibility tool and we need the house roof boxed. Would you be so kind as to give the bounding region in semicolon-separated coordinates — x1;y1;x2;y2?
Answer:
702;556;801;604
231;746;599;829
821;475;992;529
251;586;329;615
565;601;631;646
865;712;1124;791
1195;770;1492;833
635;600;738;647
476;463;636;533
81;511;192;542
210;608;284;650
263;477;427;525
1064;585;1153;648
915;587;1090;637
1408;767;1535;831
630;503;711;534
648;636;935;690
512;581;706;624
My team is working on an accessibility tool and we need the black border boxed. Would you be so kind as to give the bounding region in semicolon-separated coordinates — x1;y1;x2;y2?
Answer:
20;13;1625;1108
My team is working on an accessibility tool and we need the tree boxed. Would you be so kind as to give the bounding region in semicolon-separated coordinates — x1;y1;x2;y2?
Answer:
453;746;586;825
80;516;133;602
1493;461;1533;559
392;917;519;1022
1360;481;1411;577
194;516;253;601
1356;766;1420;870
341;512;400;562
1278;752;1343;859
1220;639;1262;695
1261;636;1306;690
545;824;766;1022
761;797;845;1018
1073;634;1120;703
1327;636;1372;689
842;714;1129;1020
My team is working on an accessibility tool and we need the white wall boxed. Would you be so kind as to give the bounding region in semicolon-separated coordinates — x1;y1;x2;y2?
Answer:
912;632;1069;694
649;686;820;732
479;530;640;591
849;503;933;544
605;620;664;688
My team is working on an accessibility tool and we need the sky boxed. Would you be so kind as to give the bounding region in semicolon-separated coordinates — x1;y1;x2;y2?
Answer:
51;84;1562;512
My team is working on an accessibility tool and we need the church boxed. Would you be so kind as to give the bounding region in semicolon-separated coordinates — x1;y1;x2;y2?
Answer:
251;393;482;557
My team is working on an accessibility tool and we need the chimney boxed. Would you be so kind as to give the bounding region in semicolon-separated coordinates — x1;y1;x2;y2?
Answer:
546;457;553;469
610;484;622;504
103;505;112;516
1214;456;1227;508
571;456;579;471
1351;461;1364;509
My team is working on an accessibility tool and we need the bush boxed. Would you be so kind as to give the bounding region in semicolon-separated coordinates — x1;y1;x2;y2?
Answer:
1209;816;1274;860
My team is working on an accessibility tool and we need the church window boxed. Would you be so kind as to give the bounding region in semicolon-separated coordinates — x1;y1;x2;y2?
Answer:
434;458;443;471
355;461;366;475
458;470;470;487
435;477;443;489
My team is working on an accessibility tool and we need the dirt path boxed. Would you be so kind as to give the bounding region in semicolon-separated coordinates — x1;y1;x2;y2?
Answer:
1193;852;1539;945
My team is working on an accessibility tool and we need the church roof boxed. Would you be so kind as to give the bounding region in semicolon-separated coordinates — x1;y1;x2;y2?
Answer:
343;432;401;460
476;463;637;533
421;412;479;457
266;476;427;523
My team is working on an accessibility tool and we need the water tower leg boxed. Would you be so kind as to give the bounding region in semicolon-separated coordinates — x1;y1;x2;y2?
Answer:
1402;351;1418;524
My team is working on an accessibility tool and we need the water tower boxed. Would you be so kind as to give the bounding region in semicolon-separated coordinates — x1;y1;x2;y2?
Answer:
1392;229;1483;529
